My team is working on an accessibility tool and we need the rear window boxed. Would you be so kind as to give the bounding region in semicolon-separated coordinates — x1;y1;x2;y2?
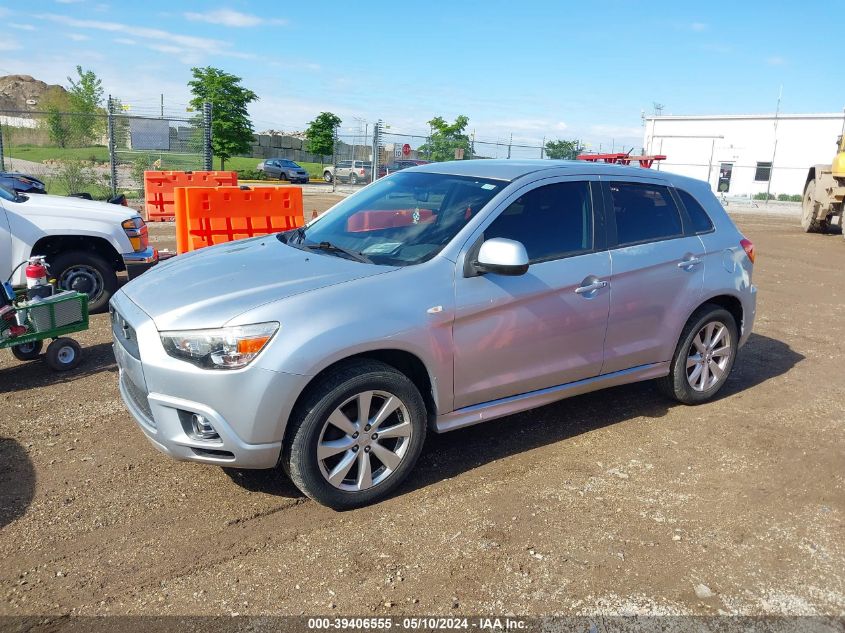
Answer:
609;182;683;246
676;189;715;234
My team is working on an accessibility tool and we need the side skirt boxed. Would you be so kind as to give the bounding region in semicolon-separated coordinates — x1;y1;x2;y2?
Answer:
434;362;670;433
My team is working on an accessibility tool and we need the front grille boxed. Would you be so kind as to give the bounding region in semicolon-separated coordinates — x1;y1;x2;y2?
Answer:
110;305;140;359
122;374;154;425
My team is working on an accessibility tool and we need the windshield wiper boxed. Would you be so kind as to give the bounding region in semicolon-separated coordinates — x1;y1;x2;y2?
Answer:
303;241;373;264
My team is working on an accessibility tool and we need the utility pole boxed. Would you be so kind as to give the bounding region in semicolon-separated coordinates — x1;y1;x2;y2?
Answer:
766;85;782;201
160;93;164;118
471;130;475;160
540;136;545;159
507;133;512;159
331;123;338;193
0;118;5;172
107;96;117;197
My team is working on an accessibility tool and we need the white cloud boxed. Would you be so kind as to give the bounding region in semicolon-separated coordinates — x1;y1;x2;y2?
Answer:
67;33;90;41
113;37;136;45
767;56;785;66
10;23;37;31
690;22;708;31
56;0;85;3
0;39;22;51
184;9;287;27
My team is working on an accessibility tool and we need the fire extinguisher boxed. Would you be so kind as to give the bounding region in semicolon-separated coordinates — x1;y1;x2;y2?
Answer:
25;255;54;301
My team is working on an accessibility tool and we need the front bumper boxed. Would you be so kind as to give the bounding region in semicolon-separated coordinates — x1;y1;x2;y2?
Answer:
122;246;158;280
110;291;311;469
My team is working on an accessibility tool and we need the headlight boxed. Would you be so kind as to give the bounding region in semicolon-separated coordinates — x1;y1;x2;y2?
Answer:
160;322;279;370
122;216;149;252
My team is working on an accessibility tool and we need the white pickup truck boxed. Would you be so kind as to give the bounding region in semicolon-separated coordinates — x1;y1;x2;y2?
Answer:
0;185;157;312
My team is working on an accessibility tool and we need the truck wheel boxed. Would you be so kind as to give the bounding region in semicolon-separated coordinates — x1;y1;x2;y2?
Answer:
11;340;43;361
283;359;427;510
349;173;359;185
801;180;831;233
45;338;82;371
323;171;333;183
51;251;118;313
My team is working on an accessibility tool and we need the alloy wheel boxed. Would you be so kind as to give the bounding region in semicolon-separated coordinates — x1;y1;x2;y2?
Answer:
317;390;413;492
686;321;732;392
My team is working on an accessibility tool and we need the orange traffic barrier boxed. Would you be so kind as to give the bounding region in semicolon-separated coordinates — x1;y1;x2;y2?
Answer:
144;171;238;222
175;186;304;254
346;209;434;232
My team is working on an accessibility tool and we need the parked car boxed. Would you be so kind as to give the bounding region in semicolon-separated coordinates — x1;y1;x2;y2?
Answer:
256;159;309;184
322;160;372;184
0;172;47;194
378;159;430;179
1;184;157;312
111;160;756;509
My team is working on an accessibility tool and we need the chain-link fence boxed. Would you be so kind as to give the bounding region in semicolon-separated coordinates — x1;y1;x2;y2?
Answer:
0;99;212;200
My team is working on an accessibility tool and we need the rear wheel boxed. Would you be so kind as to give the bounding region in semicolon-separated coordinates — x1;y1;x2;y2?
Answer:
658;305;738;404
349;172;359;185
284;359;427;509
11;340;43;361
802;179;831;233
323;171;333;183
45;338;82;371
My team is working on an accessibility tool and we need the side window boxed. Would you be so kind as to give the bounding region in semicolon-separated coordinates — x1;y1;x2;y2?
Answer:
608;182;683;246
676;189;714;234
484;181;593;263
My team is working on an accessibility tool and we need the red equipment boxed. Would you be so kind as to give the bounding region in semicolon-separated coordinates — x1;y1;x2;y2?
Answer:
576;153;667;169
25;256;49;288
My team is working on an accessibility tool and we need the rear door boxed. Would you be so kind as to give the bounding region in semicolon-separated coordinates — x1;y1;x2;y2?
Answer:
601;177;705;374
453;176;611;408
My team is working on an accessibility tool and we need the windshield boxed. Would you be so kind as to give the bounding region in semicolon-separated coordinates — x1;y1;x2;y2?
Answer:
283;171;505;266
281;160;299;167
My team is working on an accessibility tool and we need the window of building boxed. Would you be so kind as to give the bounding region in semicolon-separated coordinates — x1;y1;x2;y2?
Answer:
608;182;683;246
484;181;593;263
754;162;772;182
676;189;714;234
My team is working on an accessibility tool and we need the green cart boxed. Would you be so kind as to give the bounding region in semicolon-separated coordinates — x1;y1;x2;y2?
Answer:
0;291;90;371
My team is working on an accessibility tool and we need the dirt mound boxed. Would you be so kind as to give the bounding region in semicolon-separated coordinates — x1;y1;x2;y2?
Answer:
0;74;66;113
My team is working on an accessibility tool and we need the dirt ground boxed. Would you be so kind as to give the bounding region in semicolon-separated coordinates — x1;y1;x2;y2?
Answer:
1;209;843;618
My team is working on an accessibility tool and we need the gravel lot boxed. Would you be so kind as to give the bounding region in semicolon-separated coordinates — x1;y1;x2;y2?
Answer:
1;209;843;618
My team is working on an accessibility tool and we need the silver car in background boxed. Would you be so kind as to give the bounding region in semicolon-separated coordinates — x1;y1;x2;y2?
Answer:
111;160;757;509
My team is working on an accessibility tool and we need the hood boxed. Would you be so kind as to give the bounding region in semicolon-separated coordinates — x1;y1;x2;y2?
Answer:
120;237;398;330
17;194;136;224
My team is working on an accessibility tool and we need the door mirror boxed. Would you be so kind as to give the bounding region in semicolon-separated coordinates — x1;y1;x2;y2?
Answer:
474;238;529;276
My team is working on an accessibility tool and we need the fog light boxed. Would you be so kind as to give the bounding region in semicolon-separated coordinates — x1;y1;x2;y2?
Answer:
190;414;219;440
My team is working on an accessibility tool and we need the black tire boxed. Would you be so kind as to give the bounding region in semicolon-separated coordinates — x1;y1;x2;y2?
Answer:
801;179;831;233
45;338;82;371
11;340;43;361
658;305;739;405
50;250;118;313
323;171;333;183
283;359;427;510
349;173;359;185
279;173;287;182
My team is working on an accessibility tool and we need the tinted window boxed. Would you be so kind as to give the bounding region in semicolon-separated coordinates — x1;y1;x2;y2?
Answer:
609;182;682;246
676;189;714;234
484;181;593;262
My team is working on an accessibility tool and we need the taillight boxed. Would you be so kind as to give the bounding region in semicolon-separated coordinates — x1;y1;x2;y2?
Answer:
740;238;755;263
359;169;365;175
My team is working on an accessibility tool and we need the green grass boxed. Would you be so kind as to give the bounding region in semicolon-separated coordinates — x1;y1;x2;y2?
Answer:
7;145;110;164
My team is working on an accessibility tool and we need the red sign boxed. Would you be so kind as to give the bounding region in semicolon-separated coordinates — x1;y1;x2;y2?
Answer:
402;143;411;156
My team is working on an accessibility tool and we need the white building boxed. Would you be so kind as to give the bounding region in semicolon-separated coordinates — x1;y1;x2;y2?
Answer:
643;112;845;197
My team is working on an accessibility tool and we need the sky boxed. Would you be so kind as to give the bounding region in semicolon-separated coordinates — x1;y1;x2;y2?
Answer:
1;0;843;152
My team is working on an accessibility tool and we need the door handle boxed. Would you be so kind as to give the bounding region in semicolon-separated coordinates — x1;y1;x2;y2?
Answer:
575;280;608;294
677;257;702;268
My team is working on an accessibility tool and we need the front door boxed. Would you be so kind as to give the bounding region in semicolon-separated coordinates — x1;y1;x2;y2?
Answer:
453;178;611;409
601;178;705;374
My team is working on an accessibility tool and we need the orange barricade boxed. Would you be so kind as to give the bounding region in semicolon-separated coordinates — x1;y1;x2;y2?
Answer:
175;186;304;254
346;209;434;232
144;171;238;222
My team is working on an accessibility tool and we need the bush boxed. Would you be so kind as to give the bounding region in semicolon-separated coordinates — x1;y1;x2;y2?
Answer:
777;193;790;201
789;194;802;202
753;192;775;201
50;160;111;199
236;169;269;181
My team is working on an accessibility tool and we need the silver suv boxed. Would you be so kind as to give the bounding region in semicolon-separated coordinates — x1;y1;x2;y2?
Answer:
111;160;757;509
323;160;372;184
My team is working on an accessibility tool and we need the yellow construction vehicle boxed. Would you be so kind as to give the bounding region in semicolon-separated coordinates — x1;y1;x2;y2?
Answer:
802;117;845;234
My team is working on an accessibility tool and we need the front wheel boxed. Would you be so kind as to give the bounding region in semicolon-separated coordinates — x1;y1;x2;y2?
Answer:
323;171;333;183
284;360;427;509
658;305;738;404
50;250;118;313
801;179;831;233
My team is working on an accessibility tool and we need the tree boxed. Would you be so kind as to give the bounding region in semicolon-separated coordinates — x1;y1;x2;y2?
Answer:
419;115;471;162
304;112;342;164
67;66;105;145
544;139;583;160
41;87;73;148
188;67;258;169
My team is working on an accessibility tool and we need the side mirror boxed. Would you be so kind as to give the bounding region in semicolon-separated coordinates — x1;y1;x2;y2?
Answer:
474;238;529;276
